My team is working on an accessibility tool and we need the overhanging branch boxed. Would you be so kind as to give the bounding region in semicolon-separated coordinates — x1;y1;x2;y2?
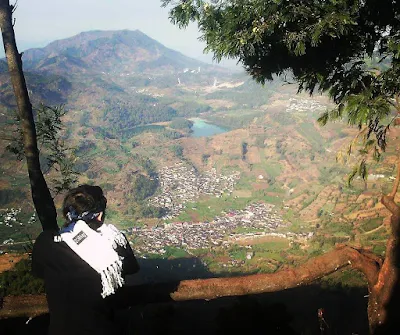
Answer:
169;245;380;300
0;246;380;319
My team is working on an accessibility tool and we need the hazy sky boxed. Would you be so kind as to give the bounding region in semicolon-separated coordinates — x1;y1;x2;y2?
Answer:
9;0;227;65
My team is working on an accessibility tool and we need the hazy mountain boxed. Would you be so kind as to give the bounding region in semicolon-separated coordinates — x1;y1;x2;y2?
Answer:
21;30;212;75
0;67;72;108
0;30;231;108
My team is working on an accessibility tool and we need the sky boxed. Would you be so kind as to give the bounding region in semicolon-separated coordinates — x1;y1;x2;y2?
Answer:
9;0;237;67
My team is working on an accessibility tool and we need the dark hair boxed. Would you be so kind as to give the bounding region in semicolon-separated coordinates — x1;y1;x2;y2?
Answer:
62;185;107;230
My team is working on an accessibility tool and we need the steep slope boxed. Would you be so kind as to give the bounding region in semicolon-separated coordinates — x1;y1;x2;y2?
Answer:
22;30;211;75
0;71;72;108
0;30;232;136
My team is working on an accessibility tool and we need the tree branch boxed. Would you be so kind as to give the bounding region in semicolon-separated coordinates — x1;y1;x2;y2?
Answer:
0;246;381;319
389;160;400;198
382;195;400;217
169;246;380;301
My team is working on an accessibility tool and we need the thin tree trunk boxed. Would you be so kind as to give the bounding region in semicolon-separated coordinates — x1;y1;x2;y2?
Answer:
0;0;57;231
368;191;400;334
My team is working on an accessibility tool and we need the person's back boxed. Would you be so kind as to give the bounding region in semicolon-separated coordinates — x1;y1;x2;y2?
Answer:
32;185;139;335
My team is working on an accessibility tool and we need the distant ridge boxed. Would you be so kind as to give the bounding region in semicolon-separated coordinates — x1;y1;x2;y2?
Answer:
21;30;211;75
0;29;230;115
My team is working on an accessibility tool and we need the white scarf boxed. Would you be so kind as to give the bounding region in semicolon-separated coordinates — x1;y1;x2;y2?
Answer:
58;220;127;298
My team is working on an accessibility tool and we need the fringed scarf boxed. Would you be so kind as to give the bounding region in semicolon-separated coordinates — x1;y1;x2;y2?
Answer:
57;212;127;298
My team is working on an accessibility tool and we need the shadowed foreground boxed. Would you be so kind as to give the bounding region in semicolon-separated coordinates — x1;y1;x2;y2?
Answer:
0;257;369;334
0;248;367;317
0;284;369;335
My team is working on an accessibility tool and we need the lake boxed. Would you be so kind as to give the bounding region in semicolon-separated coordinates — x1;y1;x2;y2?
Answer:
190;118;229;138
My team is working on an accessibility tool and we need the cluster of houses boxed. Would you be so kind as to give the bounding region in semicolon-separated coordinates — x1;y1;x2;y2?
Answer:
149;163;240;219
286;98;325;113
0;209;36;246
0;208;22;228
126;202;312;255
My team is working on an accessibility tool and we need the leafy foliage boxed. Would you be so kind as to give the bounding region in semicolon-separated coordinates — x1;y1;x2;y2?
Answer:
131;174;159;202
134;155;158;177
170;144;184;158
0;258;45;296
163;0;400;183
169;118;194;131
5;105;78;195
201;153;210;164
138;204;166;219
102;95;177;139
241;141;248;160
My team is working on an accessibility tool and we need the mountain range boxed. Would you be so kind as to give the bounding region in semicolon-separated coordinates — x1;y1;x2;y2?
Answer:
0;29;231;112
21;30;210;75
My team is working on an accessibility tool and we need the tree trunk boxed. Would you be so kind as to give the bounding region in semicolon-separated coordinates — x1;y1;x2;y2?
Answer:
367;194;400;334
0;0;57;231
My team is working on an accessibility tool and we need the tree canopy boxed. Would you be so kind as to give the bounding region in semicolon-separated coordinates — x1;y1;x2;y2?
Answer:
163;0;400;180
163;0;399;95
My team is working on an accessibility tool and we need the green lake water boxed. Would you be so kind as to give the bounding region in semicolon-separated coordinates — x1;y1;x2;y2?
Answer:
190;118;228;138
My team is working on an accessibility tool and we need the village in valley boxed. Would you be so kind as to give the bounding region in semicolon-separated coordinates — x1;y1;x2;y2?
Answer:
127;162;314;258
149;162;240;219
126;202;313;256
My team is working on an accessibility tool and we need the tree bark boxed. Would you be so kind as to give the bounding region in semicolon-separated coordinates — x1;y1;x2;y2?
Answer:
0;0;57;231
368;193;400;334
168;246;379;301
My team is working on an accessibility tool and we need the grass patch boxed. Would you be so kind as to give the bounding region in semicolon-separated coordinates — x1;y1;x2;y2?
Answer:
102;166;120;174
296;123;324;150
164;246;189;258
175;196;254;222
301;194;318;210
265;183;286;194
235;174;255;191
253;191;283;205
320;202;335;214
252;240;290;251
320;269;367;288
254;250;285;262
372;244;386;256
234;226;265;234
363;229;389;242
264;162;283;179
324;221;354;235
229;247;247;261
361;217;383;232
281;210;307;232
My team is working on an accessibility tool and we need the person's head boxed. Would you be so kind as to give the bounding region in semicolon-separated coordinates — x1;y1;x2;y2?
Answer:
62;184;107;230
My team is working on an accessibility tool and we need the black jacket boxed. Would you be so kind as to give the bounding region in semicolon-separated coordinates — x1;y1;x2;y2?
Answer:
32;228;139;335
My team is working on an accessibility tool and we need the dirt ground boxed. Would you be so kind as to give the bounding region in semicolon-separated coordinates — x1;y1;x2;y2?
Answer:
0;253;28;273
0;295;48;319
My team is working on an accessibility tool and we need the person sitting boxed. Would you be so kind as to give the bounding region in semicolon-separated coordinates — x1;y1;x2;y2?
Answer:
32;184;139;335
